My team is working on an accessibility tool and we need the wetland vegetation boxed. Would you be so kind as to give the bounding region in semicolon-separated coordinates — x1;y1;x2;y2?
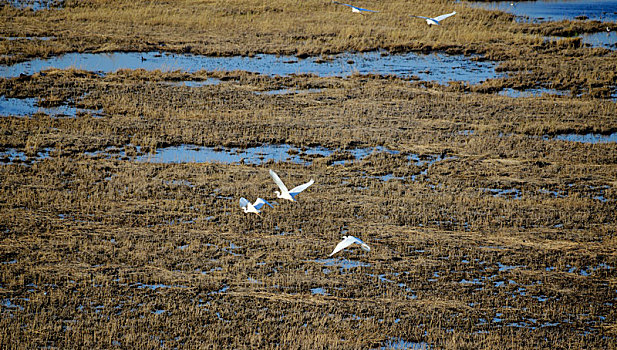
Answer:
1;0;616;349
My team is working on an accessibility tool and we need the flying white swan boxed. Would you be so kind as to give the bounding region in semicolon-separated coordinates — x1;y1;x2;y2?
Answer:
239;197;273;215
332;1;378;14
410;11;456;26
329;236;371;256
269;169;314;202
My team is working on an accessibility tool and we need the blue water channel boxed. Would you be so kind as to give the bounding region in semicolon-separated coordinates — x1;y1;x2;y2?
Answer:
0;51;500;85
580;31;617;50
90;144;397;166
3;0;58;11
550;132;617;143
543;31;617;51
466;0;617;22
0;96;101;117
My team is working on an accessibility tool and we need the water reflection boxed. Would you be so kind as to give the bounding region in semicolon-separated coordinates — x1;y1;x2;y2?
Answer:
125;144;410;166
545;31;616;51
499;88;567;98
134;144;331;165
313;258;371;272
581;31;617;50
0;147;51;164
160;78;220;87
550;132;617;143
0;51;500;85
1;36;55;41
4;0;61;11
374;338;429;350
255;88;323;95
310;287;329;296
466;0;617;22
0;96;102;117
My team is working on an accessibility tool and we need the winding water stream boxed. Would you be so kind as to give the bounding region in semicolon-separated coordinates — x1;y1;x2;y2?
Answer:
0;51;501;85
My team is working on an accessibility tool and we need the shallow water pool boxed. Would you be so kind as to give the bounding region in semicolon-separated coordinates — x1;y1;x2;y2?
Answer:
499;87;568;98
0;96;101;117
549;132;617;143
134;144;332;165
0;51;500;85
466;0;617;22
580;31;617;50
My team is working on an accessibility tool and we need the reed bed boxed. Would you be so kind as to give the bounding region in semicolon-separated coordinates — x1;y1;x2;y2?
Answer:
1;1;616;348
1;0;616;96
1;65;616;348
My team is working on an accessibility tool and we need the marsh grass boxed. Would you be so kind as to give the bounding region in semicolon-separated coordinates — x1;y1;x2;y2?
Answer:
0;1;616;349
2;0;617;95
1;65;616;348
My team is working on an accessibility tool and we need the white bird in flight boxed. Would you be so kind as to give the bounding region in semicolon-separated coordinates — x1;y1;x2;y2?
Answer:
410;11;456;26
329;236;371;256
269;169;314;202
332;1;378;14
239;197;273;215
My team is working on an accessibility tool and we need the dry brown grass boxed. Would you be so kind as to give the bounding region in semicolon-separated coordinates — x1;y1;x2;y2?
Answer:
1;0;616;95
0;66;616;348
0;1;616;349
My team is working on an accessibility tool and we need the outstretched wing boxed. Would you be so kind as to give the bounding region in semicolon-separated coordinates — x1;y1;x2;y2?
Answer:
350;236;371;252
253;198;273;210
332;1;352;9
239;197;250;209
333;1;377;13
350;236;365;245
290;179;314;197
269;169;289;193
409;15;431;20
329;236;356;257
352;5;378;13
434;11;456;22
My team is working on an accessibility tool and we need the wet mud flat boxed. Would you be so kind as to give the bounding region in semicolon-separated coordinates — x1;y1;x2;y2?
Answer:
1;67;616;349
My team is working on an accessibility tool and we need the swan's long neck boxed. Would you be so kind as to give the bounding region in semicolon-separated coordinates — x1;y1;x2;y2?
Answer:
276;190;295;201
